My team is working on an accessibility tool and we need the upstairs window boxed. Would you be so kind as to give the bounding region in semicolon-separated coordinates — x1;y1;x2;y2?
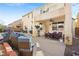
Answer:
46;8;49;12
43;10;46;13
32;13;33;18
40;10;42;14
40;8;49;14
28;15;29;18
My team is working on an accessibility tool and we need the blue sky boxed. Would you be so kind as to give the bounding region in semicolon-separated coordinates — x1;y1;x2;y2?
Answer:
0;3;79;25
0;3;44;25
72;3;79;19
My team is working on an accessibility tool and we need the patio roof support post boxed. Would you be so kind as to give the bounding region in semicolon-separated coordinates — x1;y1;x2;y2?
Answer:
32;17;37;38
44;21;50;33
64;3;73;45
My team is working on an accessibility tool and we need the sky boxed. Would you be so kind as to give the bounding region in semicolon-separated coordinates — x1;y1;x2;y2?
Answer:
72;3;79;19
0;3;44;25
0;3;79;25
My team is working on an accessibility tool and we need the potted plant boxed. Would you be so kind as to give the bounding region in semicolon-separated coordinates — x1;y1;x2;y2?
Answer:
35;25;41;37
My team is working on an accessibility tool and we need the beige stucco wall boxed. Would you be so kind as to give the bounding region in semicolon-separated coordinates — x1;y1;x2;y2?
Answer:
22;12;33;33
8;19;23;31
32;4;65;37
32;3;73;45
33;3;65;22
21;4;66;37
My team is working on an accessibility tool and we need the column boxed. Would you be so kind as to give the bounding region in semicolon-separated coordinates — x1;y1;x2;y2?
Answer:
44;21;50;33
64;3;73;45
32;17;37;38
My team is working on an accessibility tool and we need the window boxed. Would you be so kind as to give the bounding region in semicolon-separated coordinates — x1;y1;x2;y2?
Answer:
57;21;64;28
40;10;42;14
46;8;49;12
52;26;57;30
52;22;57;24
52;23;57;30
32;13;33;18
40;8;49;14
28;15;29;18
58;25;64;28
43;10;45;13
58;22;64;24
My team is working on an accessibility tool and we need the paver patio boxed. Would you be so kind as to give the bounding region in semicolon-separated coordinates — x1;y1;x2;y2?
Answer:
33;37;66;56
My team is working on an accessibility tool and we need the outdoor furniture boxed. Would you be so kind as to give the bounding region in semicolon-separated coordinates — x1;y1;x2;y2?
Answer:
45;32;63;40
57;32;62;39
53;32;57;39
18;35;33;56
10;37;18;49
9;32;20;49
45;33;48;38
18;38;30;49
45;32;50;38
50;33;54;39
19;49;33;56
49;33;52;38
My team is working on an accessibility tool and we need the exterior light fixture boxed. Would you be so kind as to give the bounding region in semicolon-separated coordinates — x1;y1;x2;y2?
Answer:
50;19;54;23
50;19;52;22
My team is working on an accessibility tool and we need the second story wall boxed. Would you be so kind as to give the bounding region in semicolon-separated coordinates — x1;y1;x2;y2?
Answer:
33;3;65;21
22;12;33;32
8;19;23;31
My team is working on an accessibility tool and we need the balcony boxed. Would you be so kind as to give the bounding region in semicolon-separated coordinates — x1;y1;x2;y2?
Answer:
34;7;65;21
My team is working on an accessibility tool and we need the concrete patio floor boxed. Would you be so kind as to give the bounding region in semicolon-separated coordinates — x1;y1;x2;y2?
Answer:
33;37;66;56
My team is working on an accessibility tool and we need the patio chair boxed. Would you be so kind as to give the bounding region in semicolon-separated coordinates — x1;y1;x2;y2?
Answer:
18;39;30;49
53;32;57;39
17;36;33;56
48;33;52;38
57;32;62;40
45;32;50;38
